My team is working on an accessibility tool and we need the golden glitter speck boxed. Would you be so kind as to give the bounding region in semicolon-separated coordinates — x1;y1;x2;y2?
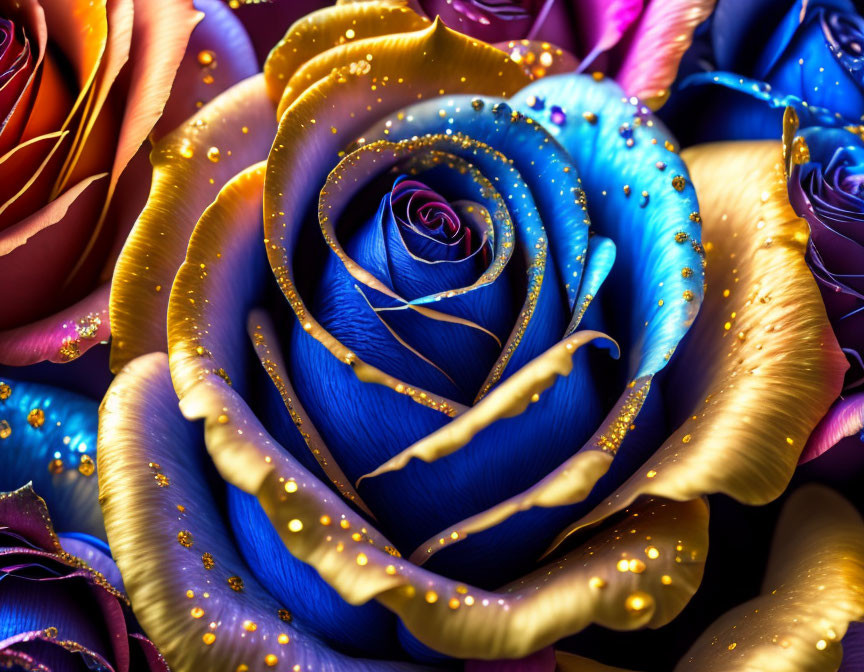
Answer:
44;627;58;638
625;592;653;613
197;50;215;66
27;408;45;428
671;175;686;191
356;553;368;566
265;654;278;667
78;455;95;476
206;146;221;163
191;607;204;619
242;620;257;632
228;576;244;592
0;382;10;400
177;530;194;548
202;552;215;570
48;459;64;475
588;576;607;589
284;480;298;493
661;575;673;585
277;609;292;622
278;634;290;645
202;633;216;645
287;518;303;532
425;590;438;604
0;420;10;439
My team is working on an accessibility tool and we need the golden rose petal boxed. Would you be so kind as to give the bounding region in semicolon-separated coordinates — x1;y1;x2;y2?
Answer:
264;0;429;104
674;485;864;672
546;141;848;554
556;651;642;672
109;74;276;372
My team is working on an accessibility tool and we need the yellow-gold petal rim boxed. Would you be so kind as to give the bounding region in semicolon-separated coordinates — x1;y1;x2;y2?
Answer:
109;74;276;372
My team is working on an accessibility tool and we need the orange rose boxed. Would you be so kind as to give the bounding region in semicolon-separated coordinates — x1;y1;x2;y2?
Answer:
0;0;260;365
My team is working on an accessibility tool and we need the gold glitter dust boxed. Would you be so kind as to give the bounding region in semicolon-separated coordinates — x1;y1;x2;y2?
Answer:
242;620;257;632
278;609;292;622
0;420;10;439
202;633;216;645
228;576;244;592
202;553;215;570
287;519;303;533
588;576;607;589
0;382;9;400
284;480;298;493
425;591;438;604
197;50;215;66
206;146;221;162
671;175;686;191
177;530;194;548
48;459;64;475
278;633;290;645
661;575;673;585
44;627;58;638
191;607;204;619
265;654;278;667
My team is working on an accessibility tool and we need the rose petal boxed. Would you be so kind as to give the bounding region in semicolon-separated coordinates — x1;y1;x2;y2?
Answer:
263;2;431;106
556;651;641;672
674;485;864;671
98;352;425;671
0;174;106;333
800;392;864;464
0;282;110;364
548;141;848;553
64;0;204;286
109;74;277;372
152;0;257;140
613;0;717;107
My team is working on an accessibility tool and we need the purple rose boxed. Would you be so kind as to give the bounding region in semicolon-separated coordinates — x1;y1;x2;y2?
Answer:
0;484;168;671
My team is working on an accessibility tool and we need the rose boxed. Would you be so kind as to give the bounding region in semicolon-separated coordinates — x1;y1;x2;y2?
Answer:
786;124;864;463
660;0;864;145
0;484;168;671
410;0;717;106
97;2;847;668
0;0;265;366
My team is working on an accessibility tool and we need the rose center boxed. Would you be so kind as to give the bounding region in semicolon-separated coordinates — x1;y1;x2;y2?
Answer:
389;176;485;263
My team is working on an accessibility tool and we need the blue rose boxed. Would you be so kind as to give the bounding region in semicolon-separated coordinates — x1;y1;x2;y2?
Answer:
87;4;848;670
660;0;864;144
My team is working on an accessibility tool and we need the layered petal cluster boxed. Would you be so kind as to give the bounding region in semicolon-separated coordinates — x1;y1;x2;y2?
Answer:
97;2;849;669
0;484;168;672
0;0;261;366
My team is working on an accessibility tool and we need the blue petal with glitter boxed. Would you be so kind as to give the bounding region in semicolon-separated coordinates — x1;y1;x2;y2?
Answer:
226;486;398;656
0;379;103;540
512;73;704;380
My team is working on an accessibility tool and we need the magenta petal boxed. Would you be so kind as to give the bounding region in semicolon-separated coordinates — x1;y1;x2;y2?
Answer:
800;392;864;463
465;647;557;672
575;0;644;71
0;281;110;365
